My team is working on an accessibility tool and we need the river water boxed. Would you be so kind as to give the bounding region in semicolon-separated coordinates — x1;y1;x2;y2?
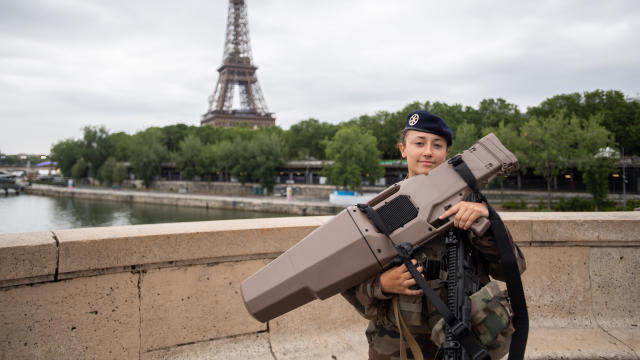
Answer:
0;193;290;235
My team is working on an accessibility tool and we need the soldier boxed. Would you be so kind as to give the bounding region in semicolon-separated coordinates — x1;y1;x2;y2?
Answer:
342;110;526;360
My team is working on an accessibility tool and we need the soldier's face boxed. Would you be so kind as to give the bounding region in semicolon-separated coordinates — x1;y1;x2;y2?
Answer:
399;130;449;178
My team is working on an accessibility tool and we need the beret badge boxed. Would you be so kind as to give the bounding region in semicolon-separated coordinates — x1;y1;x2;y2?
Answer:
409;113;419;126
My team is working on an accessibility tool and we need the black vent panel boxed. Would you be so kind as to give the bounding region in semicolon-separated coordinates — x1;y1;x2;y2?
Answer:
376;195;418;233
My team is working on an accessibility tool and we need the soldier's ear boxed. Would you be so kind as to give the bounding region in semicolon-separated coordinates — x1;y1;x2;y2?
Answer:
398;142;407;158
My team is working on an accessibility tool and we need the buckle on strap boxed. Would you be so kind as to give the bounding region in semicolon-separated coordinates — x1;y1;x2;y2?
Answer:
451;322;470;339
448;154;464;166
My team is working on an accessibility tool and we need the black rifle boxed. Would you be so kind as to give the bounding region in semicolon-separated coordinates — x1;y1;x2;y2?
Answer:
436;227;482;360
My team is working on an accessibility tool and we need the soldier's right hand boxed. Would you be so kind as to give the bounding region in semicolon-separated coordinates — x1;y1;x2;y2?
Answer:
380;259;424;296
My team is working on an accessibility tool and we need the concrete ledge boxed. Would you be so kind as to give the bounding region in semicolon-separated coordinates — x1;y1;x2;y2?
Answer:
1;213;639;359
53;217;329;276
0;231;57;285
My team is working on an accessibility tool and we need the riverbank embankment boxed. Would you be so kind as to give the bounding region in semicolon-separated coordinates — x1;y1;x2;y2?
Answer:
26;184;344;216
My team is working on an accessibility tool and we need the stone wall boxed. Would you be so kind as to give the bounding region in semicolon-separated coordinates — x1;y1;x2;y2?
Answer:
1;213;639;359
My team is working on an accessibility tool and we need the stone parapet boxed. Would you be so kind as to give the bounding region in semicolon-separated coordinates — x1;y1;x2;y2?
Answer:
1;213;639;359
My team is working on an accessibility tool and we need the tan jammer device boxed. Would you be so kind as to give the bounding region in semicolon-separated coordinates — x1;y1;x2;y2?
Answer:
241;133;519;323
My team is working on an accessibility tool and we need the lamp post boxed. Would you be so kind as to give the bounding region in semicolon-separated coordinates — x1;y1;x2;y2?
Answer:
622;147;627;208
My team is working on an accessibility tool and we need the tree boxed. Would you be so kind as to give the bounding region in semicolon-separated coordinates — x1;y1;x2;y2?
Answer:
477;98;524;130
248;133;286;192
519;111;579;209
449;122;479;156
322;126;384;191
573;114;617;209
112;163;129;186
285;118;338;160
197;143;219;181
50;139;83;177
527;90;640;155
161;124;199;152
110;132;134;161
214;140;237;182
424;101;474;132
81;126;113;180
98;157;117;186
175;134;204;180
71;158;88;181
130;128;168;188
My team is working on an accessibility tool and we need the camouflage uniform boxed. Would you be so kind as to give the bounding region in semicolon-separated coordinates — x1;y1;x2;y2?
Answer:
341;228;526;360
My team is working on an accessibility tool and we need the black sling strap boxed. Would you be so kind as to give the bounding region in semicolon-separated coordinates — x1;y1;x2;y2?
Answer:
448;155;529;360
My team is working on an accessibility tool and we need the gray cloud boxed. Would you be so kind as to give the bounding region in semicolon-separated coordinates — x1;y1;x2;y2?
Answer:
1;0;639;154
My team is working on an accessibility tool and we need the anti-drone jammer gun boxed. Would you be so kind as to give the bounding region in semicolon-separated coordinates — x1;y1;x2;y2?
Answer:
241;133;519;323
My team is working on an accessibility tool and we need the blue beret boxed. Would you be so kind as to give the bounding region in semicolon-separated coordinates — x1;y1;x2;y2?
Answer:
405;110;453;146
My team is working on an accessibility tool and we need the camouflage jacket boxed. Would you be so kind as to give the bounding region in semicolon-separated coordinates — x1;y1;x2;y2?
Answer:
341;228;526;360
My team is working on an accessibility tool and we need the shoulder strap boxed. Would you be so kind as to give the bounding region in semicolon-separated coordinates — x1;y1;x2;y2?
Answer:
448;155;529;360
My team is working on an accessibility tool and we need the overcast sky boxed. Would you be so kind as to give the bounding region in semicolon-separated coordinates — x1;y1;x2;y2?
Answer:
1;0;639;155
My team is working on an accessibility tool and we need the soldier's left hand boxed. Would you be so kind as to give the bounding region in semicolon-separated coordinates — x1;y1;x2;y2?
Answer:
438;201;489;230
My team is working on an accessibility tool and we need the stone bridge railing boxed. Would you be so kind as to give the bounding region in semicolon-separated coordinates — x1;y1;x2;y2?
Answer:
1;213;639;360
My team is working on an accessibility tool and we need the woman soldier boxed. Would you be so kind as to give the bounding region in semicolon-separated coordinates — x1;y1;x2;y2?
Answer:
341;110;526;360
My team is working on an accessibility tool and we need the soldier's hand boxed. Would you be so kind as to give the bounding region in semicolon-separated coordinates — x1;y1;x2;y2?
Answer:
380;259;424;296
438;201;489;230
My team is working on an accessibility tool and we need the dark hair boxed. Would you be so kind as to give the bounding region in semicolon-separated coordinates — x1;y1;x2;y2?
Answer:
398;128;450;148
399;128;410;146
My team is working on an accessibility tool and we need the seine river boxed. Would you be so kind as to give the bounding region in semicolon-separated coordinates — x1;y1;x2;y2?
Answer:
0;193;290;235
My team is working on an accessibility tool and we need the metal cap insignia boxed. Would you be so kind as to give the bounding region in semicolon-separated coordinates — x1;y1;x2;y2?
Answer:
409;113;419;126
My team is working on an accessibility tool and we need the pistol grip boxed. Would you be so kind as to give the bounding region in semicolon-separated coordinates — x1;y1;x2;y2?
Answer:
470;217;490;236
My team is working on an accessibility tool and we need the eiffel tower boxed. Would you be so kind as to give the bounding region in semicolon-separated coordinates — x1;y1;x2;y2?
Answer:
201;0;275;127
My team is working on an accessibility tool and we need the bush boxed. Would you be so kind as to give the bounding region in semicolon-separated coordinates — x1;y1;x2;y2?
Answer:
553;197;595;211
616;199;640;211
502;199;528;210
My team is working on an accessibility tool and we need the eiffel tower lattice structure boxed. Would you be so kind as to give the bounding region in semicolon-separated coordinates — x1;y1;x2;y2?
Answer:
201;0;275;127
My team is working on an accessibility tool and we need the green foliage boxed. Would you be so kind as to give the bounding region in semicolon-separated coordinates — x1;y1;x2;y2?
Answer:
502;199;528;210
619;199;640;211
247;133;286;192
213;140;237;182
130;128;168;188
71;158;88;180
286;118;338;159
197;143;219;180
45;88;640;196
553;197;596;211
160;124;195;152
322;126;384;191
528;90;640;155
98;157;117;185
175;134;204;180
449;122;478;156
424;101;474;132
110;132;134;161
571;114;617;208
112;163;128;186
477;98;524;130
81;126;114;178
50;139;83;177
519;111;579;208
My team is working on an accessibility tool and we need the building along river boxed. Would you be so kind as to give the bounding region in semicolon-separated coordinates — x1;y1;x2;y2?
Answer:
0;193;291;235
